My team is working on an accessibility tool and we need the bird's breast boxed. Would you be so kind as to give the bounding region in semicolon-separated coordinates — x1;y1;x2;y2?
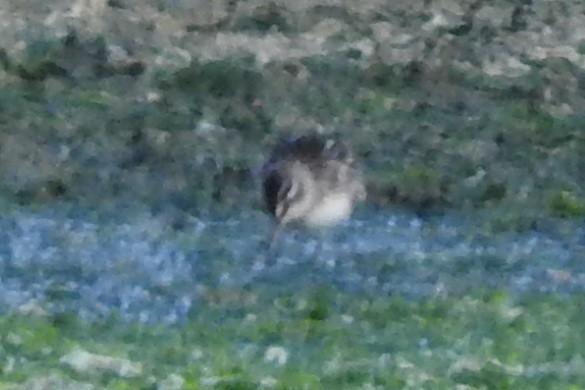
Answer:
303;192;354;227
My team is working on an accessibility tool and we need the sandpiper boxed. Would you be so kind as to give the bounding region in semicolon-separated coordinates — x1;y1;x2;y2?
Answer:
261;135;366;247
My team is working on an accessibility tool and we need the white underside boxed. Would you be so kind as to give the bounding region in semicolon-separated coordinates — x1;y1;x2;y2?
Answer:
303;193;353;227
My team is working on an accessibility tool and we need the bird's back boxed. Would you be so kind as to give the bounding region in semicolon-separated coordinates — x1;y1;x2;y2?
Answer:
264;135;327;166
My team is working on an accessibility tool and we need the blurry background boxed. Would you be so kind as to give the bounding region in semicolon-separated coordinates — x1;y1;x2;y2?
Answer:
1;0;583;222
1;1;585;388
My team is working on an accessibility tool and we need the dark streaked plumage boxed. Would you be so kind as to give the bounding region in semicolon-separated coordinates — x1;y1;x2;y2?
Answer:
261;135;366;231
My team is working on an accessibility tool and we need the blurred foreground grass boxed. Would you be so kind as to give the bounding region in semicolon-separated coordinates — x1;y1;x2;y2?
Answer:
2;289;584;389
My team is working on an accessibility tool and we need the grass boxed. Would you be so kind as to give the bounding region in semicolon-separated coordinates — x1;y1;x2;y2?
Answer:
1;3;584;390
1;32;583;225
2;289;585;389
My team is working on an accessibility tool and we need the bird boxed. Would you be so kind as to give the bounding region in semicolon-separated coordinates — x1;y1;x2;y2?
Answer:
260;134;366;252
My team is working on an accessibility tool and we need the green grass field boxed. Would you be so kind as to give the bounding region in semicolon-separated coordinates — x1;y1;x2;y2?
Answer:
2;290;585;389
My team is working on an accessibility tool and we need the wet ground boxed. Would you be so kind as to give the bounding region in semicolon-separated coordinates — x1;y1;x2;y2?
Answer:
1;200;583;325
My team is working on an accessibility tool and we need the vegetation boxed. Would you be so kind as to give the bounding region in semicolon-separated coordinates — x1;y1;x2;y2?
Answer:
0;0;582;223
0;1;583;388
2;291;585;389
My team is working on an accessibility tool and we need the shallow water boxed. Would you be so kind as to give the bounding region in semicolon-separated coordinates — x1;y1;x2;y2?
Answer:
0;201;583;324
